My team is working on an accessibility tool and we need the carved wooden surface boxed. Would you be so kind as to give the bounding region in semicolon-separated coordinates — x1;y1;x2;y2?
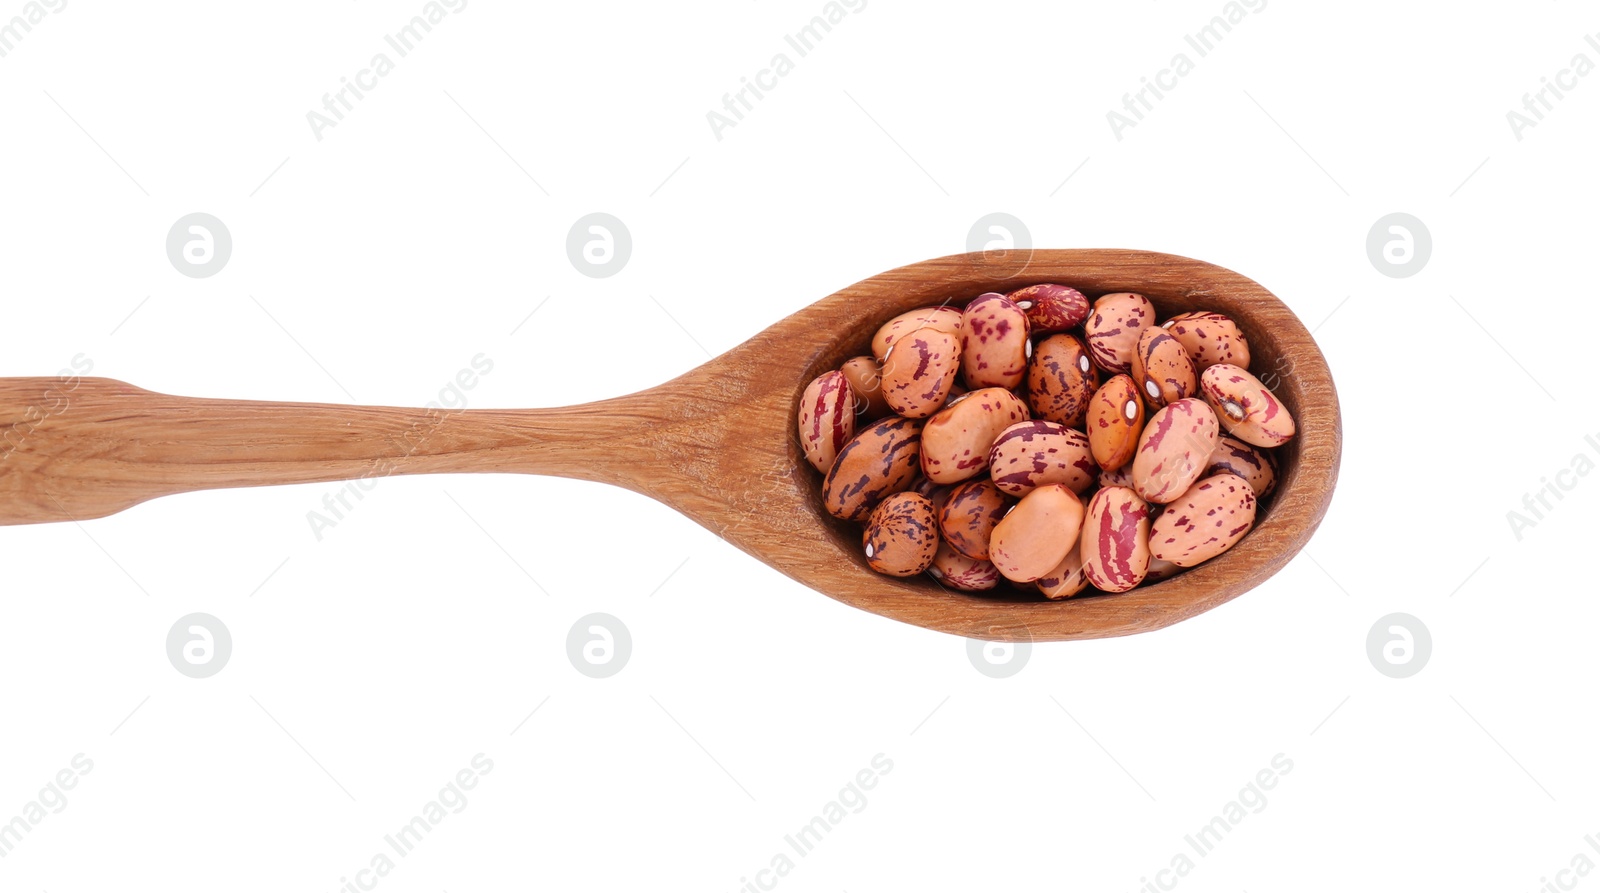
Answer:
0;250;1341;641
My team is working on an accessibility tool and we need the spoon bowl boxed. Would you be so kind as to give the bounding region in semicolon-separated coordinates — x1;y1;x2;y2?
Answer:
0;249;1340;641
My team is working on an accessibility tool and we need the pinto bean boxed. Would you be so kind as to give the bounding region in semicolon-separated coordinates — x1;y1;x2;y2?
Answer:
822;416;922;521
960;293;1030;389
1131;398;1220;504
797;371;855;473
1079;486;1151;593
919;387;1031;485
1006;283;1090;333
1083;292;1155;375
1199;364;1296;448
988;420;1096;498
1086;374;1144;471
881;327;961;419
1148;472;1257;567
1026;333;1098;427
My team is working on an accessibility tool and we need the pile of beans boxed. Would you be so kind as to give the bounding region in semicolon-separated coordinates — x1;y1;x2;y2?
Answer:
797;286;1296;597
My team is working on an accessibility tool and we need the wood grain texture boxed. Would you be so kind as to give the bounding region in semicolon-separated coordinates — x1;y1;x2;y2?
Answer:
0;250;1340;641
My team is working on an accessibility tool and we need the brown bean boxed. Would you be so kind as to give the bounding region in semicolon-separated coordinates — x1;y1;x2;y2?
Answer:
919;387;1031;485
838;356;893;422
1162;311;1250;371
1086;374;1143;471
989;484;1085;583
937;477;1010;561
1199;364;1296;447
1207;436;1278;500
1026;333;1098;427
1079;486;1151;593
821;416;922;521
1131;398;1220;504
872;306;963;362
1148;472;1257;567
1131;326;1198;410
928;540;1001;592
862;493;940;577
1083;292;1155;374
1036;542;1090;599
797;371;855;473
988;420;1096;498
1006;283;1090;333
881;326;961;419
960;293;1030;389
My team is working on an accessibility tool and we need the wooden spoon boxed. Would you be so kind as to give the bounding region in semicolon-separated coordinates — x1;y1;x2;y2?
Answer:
0;250;1340;641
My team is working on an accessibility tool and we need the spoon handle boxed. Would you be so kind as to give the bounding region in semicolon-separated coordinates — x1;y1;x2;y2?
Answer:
0;377;640;525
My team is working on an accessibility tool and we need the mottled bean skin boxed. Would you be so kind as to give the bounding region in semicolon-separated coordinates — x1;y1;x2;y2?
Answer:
1083;292;1155;374
881;326;961;419
920;387;1031;485
872;306;963;362
1163;311;1250;371
989;483;1085;583
1199;364;1296;447
822;416;922;521
1207;436;1278;500
988;421;1096;497
960;293;1030;389
1086;374;1144;471
1131;326;1198;410
1036;543;1090;599
1098;462;1135;490
797;371;855;473
928;540;1001;592
861;492;940;577
1026;333;1098;427
1132;398;1220;504
1006;283;1090;333
937;477;1010;561
1149;472;1257;567
839;356;893;422
1079;486;1151;593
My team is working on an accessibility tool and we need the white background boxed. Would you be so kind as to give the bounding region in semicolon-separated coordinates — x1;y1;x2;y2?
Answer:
2;1;1597;890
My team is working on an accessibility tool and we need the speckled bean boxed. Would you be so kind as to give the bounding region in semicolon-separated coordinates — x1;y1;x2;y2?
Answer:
1199;364;1296;448
1083;292;1156;374
1079;486;1151;593
1149;472;1257;567
1086;374;1144;471
880;326;961;419
1131;398;1220;504
988;420;1096;498
919;387;1031;485
821;416;922;521
1207;436;1278;500
862;492;939;577
797;371;855;473
960;293;1030;389
1026;333;1098;427
928;540;1001;592
1006;283;1090;333
1036;543;1090;599
1162;311;1250;371
938;477;1010;561
838;356;893;421
1131;326;1198;410
989;483;1085;583
871;306;963;363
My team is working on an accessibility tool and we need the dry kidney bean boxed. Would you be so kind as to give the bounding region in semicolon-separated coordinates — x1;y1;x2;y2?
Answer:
1131;398;1220;505
862;492;940;576
1079;486;1151;593
1199;364;1295;447
803;287;1299;594
821;416;922;521
938;477;1009;561
1131;326;1198;410
872;306;963;363
1026;333;1097;427
1163;311;1250;370
1083;293;1155;374
988;421;1095;497
1007;283;1090;333
919;387;1030;485
798;371;855;473
1086;375;1144;471
961;293;1030;389
881;326;961;419
1148;472;1257;567
989;483;1084;583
